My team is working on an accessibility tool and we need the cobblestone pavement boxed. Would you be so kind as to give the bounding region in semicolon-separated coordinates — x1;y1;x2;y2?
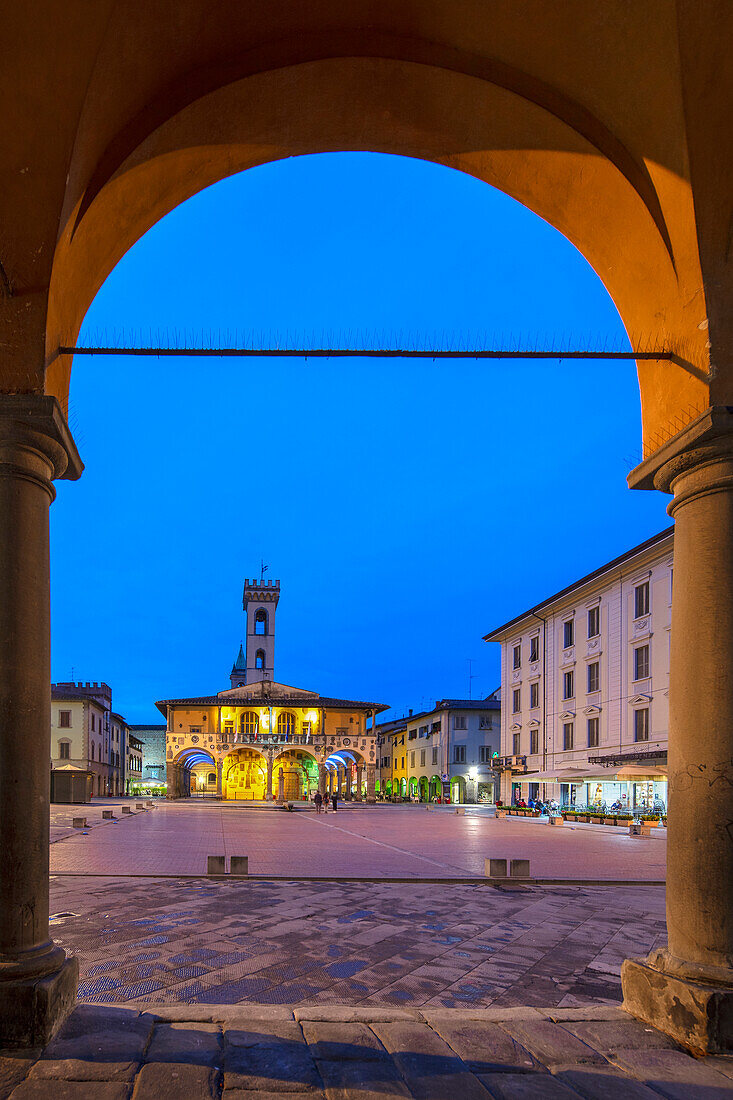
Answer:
2;1003;731;1098
48;802;666;880
48;877;667;1008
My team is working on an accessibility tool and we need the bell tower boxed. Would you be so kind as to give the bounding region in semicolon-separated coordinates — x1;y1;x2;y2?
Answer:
243;577;280;684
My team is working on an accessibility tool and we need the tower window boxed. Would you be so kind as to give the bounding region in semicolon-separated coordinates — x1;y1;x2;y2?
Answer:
255;608;268;635
255;649;265;670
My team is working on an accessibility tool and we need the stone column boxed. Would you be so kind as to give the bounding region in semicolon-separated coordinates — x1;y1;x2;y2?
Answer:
166;762;177;799
622;408;733;1053
366;764;376;803
266;753;273;801
318;763;327;795
336;766;343;798
0;397;82;1046
216;759;223;799
356;763;364;801
277;767;284;804
345;762;353;800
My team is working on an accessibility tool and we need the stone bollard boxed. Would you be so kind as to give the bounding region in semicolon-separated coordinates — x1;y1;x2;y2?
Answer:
135;803;145;810
146;800;154;807
102;810;113;820
230;856;249;876
72;817;86;829
548;816;564;826
486;858;508;878
495;809;506;819
121;807;133;815
207;855;226;875
455;807;465;815
509;859;531;878
629;823;652;837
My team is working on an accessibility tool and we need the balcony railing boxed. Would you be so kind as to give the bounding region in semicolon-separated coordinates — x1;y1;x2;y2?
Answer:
218;732;324;748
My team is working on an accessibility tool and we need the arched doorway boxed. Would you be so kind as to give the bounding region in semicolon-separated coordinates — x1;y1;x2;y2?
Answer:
418;776;429;802
429;775;442;801
275;749;318;801
451;777;466;805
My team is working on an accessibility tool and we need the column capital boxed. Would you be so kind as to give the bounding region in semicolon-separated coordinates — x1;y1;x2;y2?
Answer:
628;405;733;497
0;394;83;494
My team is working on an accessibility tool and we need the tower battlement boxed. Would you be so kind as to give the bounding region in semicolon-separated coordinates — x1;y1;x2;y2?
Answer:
231;574;281;686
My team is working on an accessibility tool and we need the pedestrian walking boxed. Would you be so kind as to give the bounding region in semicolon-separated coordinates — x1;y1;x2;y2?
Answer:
314;790;323;814
331;793;338;812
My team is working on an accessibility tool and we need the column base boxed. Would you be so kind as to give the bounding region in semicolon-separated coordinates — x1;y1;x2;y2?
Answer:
622;949;733;1054
0;954;78;1048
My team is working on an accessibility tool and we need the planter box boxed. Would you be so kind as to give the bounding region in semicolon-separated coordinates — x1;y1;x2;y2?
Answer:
603;817;617;826
548;816;564;826
590;816;603;824
495;810;506;819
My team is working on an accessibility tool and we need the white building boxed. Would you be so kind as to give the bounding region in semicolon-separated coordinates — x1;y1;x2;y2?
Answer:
51;681;122;797
484;528;673;811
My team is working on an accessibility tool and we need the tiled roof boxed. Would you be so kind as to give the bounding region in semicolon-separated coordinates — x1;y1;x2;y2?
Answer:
155;695;389;717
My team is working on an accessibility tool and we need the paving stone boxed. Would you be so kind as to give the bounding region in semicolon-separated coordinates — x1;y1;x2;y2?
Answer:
225;1021;305;1048
608;1048;733;1098
224;1043;321;1092
315;1059;411;1098
8;1082;131;1100
39;1006;154;1064
543;1007;627;1022
498;1020;608;1069
145;1022;222;1066
28;1059;139;1081
560;1018;679;1054
225;1093;324;1099
0;1054;39;1099
428;1021;543;1073
301;1022;388;1062
421;1009;545;1023
477;1071;592;1098
295;1008;417;1023
369;1022;489;1099
704;1057;733;1081
130;1062;219;1099
554;1065;665;1099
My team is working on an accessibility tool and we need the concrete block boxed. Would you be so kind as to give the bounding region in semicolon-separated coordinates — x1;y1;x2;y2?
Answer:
486;858;507;878
548;815;564;826
230;856;248;876
146;800;154;806
456;807;465;815
207;855;226;875
495;810;506;818
72;818;86;828
121;807;132;815
509;859;531;878
135;802;145;810
102;810;113;819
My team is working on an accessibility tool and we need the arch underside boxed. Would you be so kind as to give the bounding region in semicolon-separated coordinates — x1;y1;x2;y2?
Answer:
45;49;713;453
223;745;318;800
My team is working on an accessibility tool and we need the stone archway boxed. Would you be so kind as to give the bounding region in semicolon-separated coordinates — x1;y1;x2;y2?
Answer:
222;746;267;801
274;748;318;802
3;4;733;1051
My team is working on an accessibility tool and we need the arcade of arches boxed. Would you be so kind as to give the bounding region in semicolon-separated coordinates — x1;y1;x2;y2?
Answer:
1;2;733;1053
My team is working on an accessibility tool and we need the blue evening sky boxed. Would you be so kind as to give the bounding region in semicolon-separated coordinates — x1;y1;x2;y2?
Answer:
51;152;670;722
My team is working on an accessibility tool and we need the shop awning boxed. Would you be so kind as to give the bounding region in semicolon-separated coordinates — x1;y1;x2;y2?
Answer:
521;764;667;782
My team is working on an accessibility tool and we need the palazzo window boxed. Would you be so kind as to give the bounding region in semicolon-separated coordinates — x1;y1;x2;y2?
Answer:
277;711;296;738
453;716;467;730
512;733;521;755
587;661;600;693
530;682;539;709
59;741;70;759
587;606;600;638
634;644;650;681
254;608;268;635
420;749;425;766
634;708;650;742
241;711;259;737
563;619;574;648
59;710;71;728
530;729;539;754
512;689;521;713
410;751;415;767
512;643;521;669
563;670;574;699
634;581;650;618
529;636;539;662
563;722;574;750
432;747;438;765
453;745;466;763
479;746;491;762
587;717;599;747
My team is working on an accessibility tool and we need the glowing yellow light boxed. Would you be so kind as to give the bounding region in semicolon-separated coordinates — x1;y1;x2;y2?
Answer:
260;710;270;729
306;710;318;724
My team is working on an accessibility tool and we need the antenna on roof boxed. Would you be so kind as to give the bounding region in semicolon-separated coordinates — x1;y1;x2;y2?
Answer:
467;659;477;700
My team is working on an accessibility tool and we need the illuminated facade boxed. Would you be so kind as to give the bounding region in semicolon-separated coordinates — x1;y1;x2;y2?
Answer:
160;576;388;800
159;680;387;801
